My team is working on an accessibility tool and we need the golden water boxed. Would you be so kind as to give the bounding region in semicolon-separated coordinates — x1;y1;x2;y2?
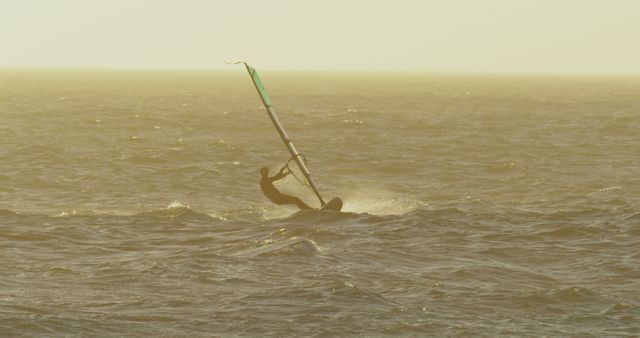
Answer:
1;70;639;336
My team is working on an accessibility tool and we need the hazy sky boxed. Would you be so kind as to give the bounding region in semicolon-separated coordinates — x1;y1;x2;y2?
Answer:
2;0;639;73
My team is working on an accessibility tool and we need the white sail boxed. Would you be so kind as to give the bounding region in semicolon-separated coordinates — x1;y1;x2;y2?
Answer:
242;63;326;206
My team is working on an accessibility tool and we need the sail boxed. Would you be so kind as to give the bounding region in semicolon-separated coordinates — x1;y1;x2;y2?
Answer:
243;63;326;206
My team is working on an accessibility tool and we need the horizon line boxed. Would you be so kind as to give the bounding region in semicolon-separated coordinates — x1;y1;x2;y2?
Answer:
1;65;639;77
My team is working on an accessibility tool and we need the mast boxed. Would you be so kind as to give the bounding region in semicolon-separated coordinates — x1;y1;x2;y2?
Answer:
242;63;326;206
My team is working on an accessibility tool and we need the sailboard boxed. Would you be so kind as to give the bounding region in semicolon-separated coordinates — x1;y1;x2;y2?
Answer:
235;62;342;211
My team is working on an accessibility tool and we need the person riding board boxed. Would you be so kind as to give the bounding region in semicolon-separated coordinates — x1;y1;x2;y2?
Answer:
260;166;312;210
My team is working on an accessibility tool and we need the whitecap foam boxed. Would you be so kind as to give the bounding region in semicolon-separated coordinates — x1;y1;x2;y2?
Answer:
167;201;188;209
340;188;423;215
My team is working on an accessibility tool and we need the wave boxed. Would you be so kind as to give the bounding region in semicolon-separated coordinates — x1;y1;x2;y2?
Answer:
600;301;634;315
533;225;608;239
0;209;20;217
229;236;321;258
328;280;404;309
1;203;638;233
1;204;432;227
134;201;218;223
550;287;600;303
276;208;365;224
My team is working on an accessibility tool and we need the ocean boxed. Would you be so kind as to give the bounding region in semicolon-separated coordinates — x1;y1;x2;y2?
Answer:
1;69;639;337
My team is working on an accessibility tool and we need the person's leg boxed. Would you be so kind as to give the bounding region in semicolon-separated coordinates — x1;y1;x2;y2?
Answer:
291;197;312;210
274;193;313;210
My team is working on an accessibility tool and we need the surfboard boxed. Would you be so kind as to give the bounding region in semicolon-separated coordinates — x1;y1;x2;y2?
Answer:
319;197;343;211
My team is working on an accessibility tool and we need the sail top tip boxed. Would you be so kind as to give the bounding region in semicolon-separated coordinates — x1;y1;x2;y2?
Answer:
224;60;246;66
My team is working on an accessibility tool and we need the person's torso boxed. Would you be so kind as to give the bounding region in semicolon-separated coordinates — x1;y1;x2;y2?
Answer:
260;178;280;199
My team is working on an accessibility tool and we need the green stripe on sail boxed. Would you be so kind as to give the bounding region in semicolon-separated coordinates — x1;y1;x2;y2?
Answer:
247;65;273;107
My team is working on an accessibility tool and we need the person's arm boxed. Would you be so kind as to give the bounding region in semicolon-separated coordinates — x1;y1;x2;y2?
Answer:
271;166;290;181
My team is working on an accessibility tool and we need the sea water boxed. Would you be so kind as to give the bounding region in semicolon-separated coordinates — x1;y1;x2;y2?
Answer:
1;70;639;336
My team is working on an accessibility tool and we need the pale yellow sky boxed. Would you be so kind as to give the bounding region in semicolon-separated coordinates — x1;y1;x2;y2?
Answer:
1;0;639;73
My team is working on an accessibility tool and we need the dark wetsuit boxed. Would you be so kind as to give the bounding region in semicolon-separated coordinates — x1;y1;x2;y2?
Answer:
260;171;312;210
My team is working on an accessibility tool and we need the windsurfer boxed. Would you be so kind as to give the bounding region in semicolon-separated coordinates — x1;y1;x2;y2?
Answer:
260;166;312;210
